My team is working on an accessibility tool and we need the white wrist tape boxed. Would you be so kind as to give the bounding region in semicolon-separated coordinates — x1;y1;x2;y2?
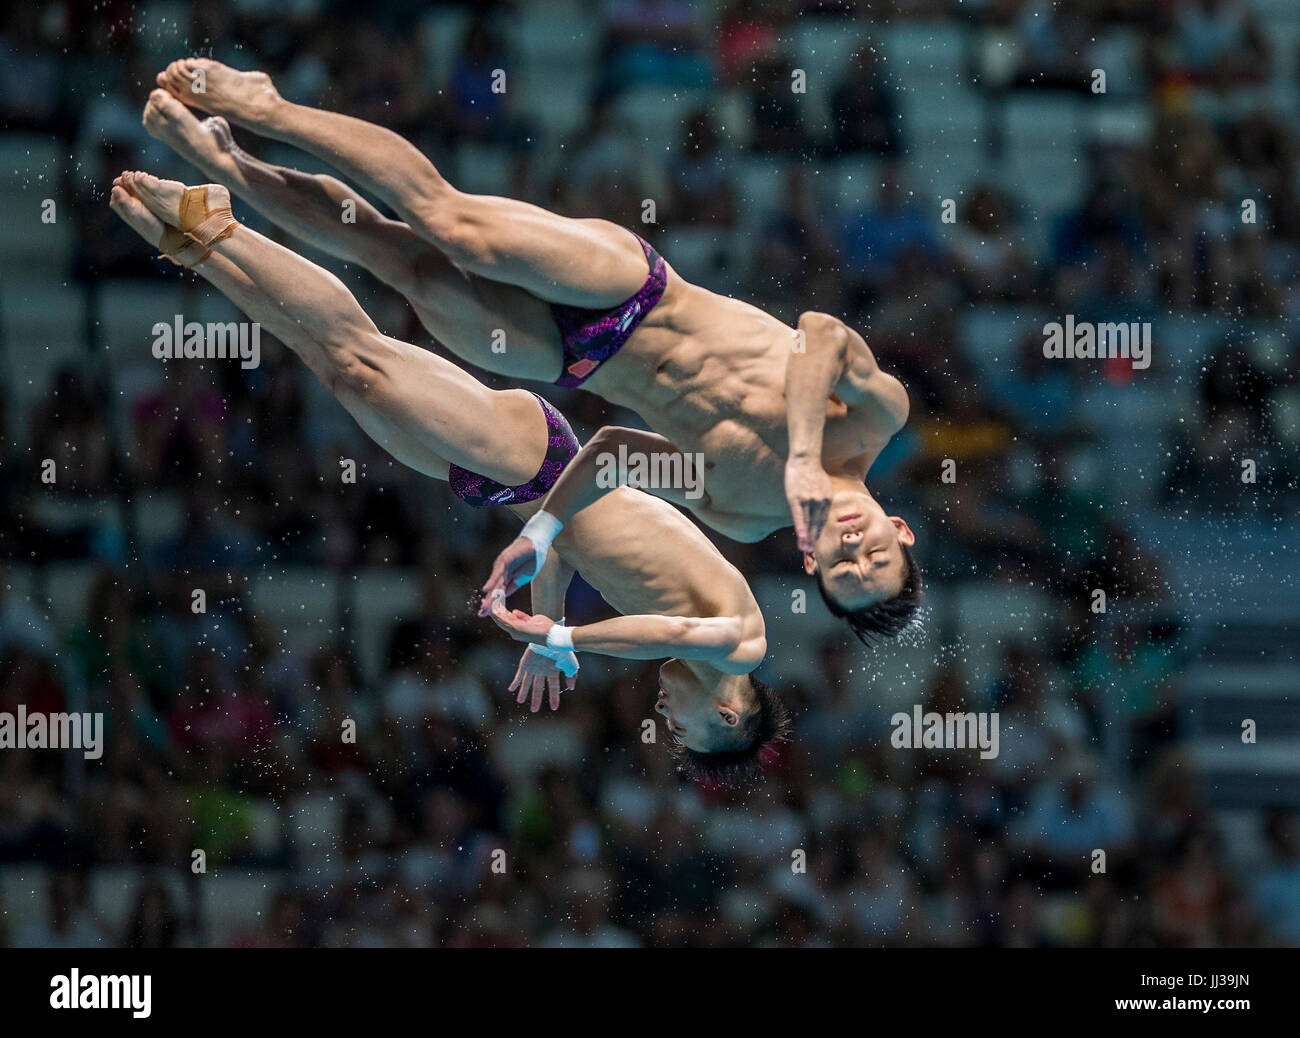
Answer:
518;510;564;582
530;621;578;676
545;623;574;651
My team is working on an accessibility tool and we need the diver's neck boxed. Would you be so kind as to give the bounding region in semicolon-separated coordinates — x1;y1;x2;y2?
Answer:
829;473;874;501
683;659;750;706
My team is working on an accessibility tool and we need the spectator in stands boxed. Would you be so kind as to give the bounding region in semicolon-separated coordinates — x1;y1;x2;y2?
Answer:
748;53;811;154
1164;339;1299;513
837;159;939;300
717;0;784;87
986;644;1076;810
123;880;181;948
447;12;528;148
828;43;900;157
1052;172;1148;272
668;110;736;228
0;567;55;661
1010;0;1091;90
66;571;164;703
27;367;116;495
1251;810;1300;945
332;22;428;134
540;878;642;948
72;141;158;281
0;5;64;131
596;0;712;100
257;889;312;948
12;869;106;947
1150;830;1235;946
950;184;1031;300
1015;754;1135;887
991;330;1078;434
1170;0;1268;88
561;94;652;222
130;365;227;491
749;166;839;315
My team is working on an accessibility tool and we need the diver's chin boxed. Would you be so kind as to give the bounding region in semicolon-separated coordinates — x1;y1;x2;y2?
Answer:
830;484;878;515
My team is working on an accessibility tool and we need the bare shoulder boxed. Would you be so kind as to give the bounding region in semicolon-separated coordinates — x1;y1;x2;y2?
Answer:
865;366;910;434
838;323;910;434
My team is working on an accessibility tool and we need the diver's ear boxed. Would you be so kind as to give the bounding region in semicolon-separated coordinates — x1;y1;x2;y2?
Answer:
889;517;916;547
802;551;817;575
718;706;740;727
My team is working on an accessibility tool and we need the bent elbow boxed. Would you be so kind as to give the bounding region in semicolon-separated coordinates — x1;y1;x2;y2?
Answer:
797;311;848;352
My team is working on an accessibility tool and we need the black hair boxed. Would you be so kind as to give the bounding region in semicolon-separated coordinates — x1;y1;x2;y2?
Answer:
673;675;791;787
816;543;923;645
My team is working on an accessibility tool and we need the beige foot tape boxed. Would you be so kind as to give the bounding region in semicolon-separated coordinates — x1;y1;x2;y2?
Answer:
177;185;238;249
156;224;211;268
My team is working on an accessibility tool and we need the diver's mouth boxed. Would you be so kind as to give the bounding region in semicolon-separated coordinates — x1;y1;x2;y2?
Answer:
837;513;862;524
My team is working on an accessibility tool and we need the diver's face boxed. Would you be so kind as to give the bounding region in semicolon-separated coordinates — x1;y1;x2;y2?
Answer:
804;489;914;611
656;660;741;754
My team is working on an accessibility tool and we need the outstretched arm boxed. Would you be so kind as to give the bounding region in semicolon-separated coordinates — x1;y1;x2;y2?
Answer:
490;604;761;674
574;615;741;662
784;311;909;549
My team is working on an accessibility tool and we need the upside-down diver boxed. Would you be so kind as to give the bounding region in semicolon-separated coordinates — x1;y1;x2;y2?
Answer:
146;60;922;645
108;170;787;784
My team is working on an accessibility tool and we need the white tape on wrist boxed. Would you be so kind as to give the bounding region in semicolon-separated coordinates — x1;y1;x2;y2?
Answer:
530;621;578;676
518;509;564;582
545;623;574;651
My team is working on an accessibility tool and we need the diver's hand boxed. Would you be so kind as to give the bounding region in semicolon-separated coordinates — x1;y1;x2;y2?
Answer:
509;645;576;713
785;456;833;553
488;600;555;644
479;537;540;615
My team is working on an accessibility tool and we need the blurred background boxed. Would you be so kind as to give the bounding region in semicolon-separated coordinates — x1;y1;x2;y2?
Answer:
1;0;1299;948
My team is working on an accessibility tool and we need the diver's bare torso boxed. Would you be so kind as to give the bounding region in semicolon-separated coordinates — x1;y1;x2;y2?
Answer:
525;487;764;645
446;265;887;543
578;267;893;539
142;60;892;541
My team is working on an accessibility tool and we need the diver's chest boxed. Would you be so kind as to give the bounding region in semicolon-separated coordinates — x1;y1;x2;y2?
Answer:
692;422;784;501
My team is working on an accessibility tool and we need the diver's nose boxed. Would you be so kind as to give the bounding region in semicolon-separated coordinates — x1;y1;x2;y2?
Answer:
841;529;863;544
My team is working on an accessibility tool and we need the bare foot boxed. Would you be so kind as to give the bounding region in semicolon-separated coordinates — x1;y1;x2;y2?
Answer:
108;183;168;249
200;114;242;160
118;170;186;226
156;57;282;128
119;170;231;231
142;89;238;177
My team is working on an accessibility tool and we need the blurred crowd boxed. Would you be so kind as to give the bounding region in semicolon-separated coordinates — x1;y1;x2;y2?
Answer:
1;0;1298;947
